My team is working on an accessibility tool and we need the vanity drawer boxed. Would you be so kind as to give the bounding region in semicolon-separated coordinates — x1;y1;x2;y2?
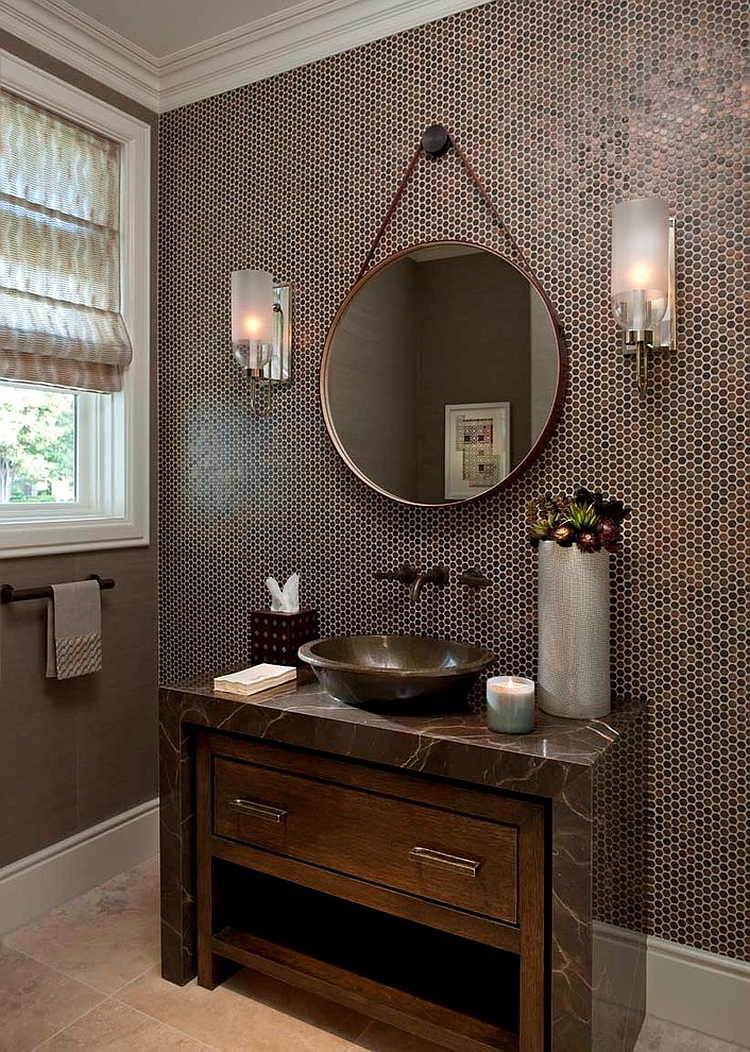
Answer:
213;755;519;925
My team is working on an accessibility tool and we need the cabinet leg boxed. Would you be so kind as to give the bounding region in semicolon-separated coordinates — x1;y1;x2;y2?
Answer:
198;951;238;990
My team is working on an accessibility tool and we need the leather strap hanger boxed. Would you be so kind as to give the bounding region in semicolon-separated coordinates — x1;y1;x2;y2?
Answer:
355;123;534;284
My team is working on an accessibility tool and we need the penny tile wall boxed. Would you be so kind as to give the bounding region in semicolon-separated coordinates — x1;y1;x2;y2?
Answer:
158;0;748;960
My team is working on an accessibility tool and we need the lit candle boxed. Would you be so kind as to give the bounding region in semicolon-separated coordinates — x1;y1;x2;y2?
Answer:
486;676;536;734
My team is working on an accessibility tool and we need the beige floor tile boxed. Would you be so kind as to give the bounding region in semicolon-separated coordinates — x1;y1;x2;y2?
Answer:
347;1021;449;1051
118;966;371;1052
635;1017;749;1052
0;944;103;1052
32;999;216;1051
3;856;159;994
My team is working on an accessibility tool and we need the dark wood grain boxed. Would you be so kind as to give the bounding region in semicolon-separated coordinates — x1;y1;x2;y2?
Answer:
207;834;522;953
208;731;542;826
213;753;519;924
196;728;546;1051
518;807;546;1051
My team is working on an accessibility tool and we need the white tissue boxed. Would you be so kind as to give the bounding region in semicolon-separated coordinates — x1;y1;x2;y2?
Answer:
266;573;300;613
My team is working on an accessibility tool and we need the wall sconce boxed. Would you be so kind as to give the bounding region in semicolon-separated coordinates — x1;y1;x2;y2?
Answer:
611;198;676;394
231;269;292;416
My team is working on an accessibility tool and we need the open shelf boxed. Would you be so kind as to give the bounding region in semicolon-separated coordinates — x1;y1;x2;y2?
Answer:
210;861;520;1052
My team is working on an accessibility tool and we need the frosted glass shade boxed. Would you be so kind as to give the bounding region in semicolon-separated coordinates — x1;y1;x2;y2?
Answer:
231;270;274;345
232;339;271;371
611;198;669;333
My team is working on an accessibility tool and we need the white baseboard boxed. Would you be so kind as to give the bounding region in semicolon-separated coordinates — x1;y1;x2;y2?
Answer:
0;798;159;935
594;922;750;1048
647;934;750;1048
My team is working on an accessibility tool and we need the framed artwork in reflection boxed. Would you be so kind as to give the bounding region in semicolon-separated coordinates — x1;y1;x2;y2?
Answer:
444;402;510;500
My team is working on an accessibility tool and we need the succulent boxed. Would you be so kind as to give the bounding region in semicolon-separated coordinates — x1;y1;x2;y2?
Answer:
597;518;620;544
576;529;601;553
550;523;576;546
527;484;630;554
566;501;599;531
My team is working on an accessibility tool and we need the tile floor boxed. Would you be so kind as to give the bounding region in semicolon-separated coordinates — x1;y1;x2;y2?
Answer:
0;857;745;1052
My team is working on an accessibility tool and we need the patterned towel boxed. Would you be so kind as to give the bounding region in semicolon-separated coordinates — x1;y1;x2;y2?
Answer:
46;580;102;680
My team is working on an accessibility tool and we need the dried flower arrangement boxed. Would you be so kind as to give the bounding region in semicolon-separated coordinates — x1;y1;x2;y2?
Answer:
527;486;631;554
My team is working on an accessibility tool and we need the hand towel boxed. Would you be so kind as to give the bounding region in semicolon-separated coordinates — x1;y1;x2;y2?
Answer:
213;663;296;696
46;580;102;680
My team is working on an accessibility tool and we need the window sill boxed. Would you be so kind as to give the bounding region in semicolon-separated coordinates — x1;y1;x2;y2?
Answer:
0;516;150;559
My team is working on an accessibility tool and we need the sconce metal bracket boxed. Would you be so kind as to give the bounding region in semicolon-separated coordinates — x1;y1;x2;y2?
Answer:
263;283;292;384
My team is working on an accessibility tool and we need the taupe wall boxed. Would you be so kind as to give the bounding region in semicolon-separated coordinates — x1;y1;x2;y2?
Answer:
0;33;158;867
530;289;557;438
414;253;531;501
328;257;418;497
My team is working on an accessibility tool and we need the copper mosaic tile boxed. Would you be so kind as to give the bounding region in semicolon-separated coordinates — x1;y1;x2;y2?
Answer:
158;0;749;960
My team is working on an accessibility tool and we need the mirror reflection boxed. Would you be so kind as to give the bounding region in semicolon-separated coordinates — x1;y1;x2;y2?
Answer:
322;242;562;506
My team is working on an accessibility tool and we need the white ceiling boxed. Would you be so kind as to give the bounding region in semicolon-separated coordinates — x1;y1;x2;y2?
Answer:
62;0;295;58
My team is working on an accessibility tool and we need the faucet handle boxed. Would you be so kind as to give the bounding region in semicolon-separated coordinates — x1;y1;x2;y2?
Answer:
458;567;492;588
430;564;450;587
373;563;420;585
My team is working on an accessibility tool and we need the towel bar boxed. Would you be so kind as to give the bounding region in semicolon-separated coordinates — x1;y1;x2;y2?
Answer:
0;574;115;604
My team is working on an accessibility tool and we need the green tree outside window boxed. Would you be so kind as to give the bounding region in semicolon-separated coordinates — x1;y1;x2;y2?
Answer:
0;387;76;504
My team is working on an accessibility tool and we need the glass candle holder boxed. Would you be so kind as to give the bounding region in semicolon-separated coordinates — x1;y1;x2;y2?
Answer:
486;676;536;734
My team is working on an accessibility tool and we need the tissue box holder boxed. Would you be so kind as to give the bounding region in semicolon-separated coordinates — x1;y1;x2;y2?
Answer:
251;608;319;667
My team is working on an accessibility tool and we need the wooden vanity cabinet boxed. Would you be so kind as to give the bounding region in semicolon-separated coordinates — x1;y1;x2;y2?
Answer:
196;730;548;1052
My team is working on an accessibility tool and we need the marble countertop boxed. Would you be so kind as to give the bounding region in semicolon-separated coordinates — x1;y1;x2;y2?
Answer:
161;672;641;798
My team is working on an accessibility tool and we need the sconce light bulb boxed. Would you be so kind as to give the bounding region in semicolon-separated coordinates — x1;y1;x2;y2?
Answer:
629;263;651;287
243;314;262;337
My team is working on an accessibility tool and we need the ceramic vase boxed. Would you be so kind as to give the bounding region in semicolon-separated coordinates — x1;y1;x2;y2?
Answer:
537;542;611;719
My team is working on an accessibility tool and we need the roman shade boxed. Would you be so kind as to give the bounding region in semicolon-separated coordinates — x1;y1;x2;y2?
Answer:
0;90;133;393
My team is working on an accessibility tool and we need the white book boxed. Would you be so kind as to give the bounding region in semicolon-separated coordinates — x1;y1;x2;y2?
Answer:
213;663;296;696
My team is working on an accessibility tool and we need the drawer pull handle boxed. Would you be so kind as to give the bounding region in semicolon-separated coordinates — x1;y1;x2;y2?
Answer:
229;799;287;824
409;846;482;877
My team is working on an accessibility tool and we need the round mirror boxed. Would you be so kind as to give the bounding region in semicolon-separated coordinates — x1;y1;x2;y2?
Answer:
321;242;567;507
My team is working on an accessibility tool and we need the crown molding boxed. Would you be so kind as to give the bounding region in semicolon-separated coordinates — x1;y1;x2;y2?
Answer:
158;0;486;111
0;0;160;110
3;0;485;113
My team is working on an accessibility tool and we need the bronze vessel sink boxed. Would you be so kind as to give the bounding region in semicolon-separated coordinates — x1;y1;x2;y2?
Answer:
298;635;495;709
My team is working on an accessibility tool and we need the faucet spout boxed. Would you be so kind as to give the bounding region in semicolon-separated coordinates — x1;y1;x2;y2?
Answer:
409;564;449;603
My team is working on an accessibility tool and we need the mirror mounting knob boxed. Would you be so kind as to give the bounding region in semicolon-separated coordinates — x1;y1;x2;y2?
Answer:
421;124;452;158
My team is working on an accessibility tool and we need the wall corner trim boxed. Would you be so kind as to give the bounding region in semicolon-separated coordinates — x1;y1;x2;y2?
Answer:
0;798;159;935
1;0;161;110
594;922;750;1048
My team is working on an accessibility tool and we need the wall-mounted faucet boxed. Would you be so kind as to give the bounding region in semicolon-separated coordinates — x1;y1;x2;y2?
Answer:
409;565;449;603
373;563;449;603
373;563;420;586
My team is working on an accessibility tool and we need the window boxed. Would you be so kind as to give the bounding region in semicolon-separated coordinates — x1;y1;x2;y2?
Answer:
0;52;150;557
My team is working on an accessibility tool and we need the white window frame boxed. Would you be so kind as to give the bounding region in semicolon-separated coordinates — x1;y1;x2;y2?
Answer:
0;51;150;559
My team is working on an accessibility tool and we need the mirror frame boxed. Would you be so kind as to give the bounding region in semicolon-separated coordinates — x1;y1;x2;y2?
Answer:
320;241;568;508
